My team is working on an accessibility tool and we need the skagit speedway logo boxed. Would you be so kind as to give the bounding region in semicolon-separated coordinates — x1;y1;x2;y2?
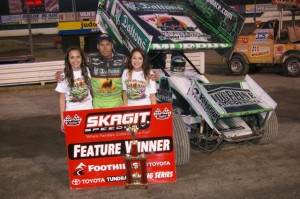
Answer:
84;109;152;134
64;114;82;126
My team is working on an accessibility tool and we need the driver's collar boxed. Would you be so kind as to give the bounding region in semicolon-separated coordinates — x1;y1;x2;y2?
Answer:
100;53;114;61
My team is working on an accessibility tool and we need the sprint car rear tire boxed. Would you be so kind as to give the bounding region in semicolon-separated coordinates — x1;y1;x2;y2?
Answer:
254;111;278;144
228;55;249;76
283;56;300;77
173;112;190;166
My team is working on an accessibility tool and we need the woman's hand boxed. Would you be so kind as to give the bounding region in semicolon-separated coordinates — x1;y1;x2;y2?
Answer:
55;71;64;82
150;71;159;81
60;121;65;133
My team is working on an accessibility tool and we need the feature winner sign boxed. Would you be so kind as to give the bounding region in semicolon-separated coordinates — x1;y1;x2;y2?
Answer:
64;103;175;189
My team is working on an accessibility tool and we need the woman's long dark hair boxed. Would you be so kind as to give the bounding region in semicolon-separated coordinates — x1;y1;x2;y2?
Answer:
127;48;151;83
64;46;90;87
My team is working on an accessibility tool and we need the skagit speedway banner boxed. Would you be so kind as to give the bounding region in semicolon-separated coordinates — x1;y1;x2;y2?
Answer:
63;103;176;189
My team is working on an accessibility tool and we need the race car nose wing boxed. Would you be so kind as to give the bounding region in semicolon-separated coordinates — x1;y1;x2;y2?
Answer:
187;75;277;128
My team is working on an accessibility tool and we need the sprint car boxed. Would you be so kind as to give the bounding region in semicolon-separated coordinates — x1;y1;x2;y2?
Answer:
96;0;278;166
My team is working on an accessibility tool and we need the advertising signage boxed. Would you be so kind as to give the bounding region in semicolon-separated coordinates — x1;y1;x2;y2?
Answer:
58;21;100;35
96;0;244;57
272;0;300;6
186;77;274;129
64;103;176;189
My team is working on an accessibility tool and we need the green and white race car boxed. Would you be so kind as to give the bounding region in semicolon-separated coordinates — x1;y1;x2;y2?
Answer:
96;0;278;166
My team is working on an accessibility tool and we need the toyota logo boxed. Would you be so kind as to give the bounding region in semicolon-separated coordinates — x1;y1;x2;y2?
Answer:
72;179;81;186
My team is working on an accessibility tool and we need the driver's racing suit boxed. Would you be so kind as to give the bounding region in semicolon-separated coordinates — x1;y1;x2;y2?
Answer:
86;52;128;108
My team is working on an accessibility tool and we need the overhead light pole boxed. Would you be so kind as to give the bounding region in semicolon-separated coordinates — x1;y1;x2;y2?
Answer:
24;0;43;57
253;0;257;27
25;4;34;57
72;0;77;13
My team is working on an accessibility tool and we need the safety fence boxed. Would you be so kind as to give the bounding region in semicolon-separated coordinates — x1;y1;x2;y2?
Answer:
0;60;64;87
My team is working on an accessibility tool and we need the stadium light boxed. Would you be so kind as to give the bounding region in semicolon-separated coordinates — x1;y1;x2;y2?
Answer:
24;0;44;13
25;0;43;6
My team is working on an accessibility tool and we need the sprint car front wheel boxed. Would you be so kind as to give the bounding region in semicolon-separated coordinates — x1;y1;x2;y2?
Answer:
173;112;190;166
253;111;278;144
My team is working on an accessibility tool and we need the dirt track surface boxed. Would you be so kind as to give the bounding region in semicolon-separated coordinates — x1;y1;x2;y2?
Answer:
1;62;300;198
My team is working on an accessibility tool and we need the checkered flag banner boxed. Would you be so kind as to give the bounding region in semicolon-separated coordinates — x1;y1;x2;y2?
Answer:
153;108;172;120
64;114;82;126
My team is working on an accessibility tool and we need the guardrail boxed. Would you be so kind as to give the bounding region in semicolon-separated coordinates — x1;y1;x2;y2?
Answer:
0;52;205;87
0;60;64;87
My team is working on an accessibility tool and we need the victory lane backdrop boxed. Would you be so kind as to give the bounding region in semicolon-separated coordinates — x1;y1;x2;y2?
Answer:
63;103;176;189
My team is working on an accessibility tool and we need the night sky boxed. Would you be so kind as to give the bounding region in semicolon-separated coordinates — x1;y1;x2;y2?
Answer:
58;0;99;12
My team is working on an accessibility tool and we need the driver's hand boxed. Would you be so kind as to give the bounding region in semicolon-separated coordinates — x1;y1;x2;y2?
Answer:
55;71;64;83
151;71;159;81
